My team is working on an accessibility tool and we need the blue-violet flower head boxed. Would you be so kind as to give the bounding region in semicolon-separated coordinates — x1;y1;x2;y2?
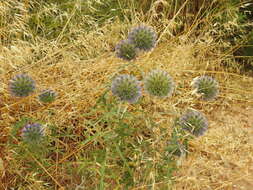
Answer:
115;40;138;61
38;89;57;103
21;123;45;143
191;75;219;101
177;109;208;137
144;70;175;98
111;74;142;103
9;74;35;97
128;25;157;51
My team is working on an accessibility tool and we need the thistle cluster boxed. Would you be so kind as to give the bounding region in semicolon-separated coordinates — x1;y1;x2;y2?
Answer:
115;24;157;60
9;74;35;97
21;123;45;143
111;74;142;103
191;75;219;101
39;89;57;103
144;70;174;98
111;70;175;103
6;22;221;171
8;73;57;103
113;25;219;146
177;109;208;137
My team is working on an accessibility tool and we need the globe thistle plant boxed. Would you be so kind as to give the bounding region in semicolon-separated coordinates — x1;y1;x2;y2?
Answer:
21;123;45;143
111;74;142;103
144;70;175;98
9;74;35;97
128;25;157;51
177;109;208;137
191;75;219;101
38;89;57;103
115;40;138;61
166;140;187;157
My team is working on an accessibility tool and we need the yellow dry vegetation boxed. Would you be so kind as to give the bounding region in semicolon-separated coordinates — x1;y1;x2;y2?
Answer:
0;7;252;189
174;106;253;190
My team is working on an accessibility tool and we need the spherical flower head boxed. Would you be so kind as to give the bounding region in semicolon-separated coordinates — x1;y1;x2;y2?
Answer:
144;70;175;98
115;40;138;61
191;75;219;101
9;74;35;97
128;25;157;51
21;123;45;143
177;109;208;137
111;74;142;104
38;89;57;103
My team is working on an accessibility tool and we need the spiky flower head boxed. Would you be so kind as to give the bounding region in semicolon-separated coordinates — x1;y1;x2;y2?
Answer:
21;123;45;143
111;74;142;103
9;74;35;97
144;70;175;98
128;25;157;51
191;75;219;101
115;40;138;61
38;89;57;103
177;109;208;137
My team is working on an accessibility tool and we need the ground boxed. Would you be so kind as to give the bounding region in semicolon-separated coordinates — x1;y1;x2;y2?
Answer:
174;105;253;190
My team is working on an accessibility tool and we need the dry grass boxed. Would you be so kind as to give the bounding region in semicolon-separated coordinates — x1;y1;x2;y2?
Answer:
0;0;253;189
174;106;253;190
